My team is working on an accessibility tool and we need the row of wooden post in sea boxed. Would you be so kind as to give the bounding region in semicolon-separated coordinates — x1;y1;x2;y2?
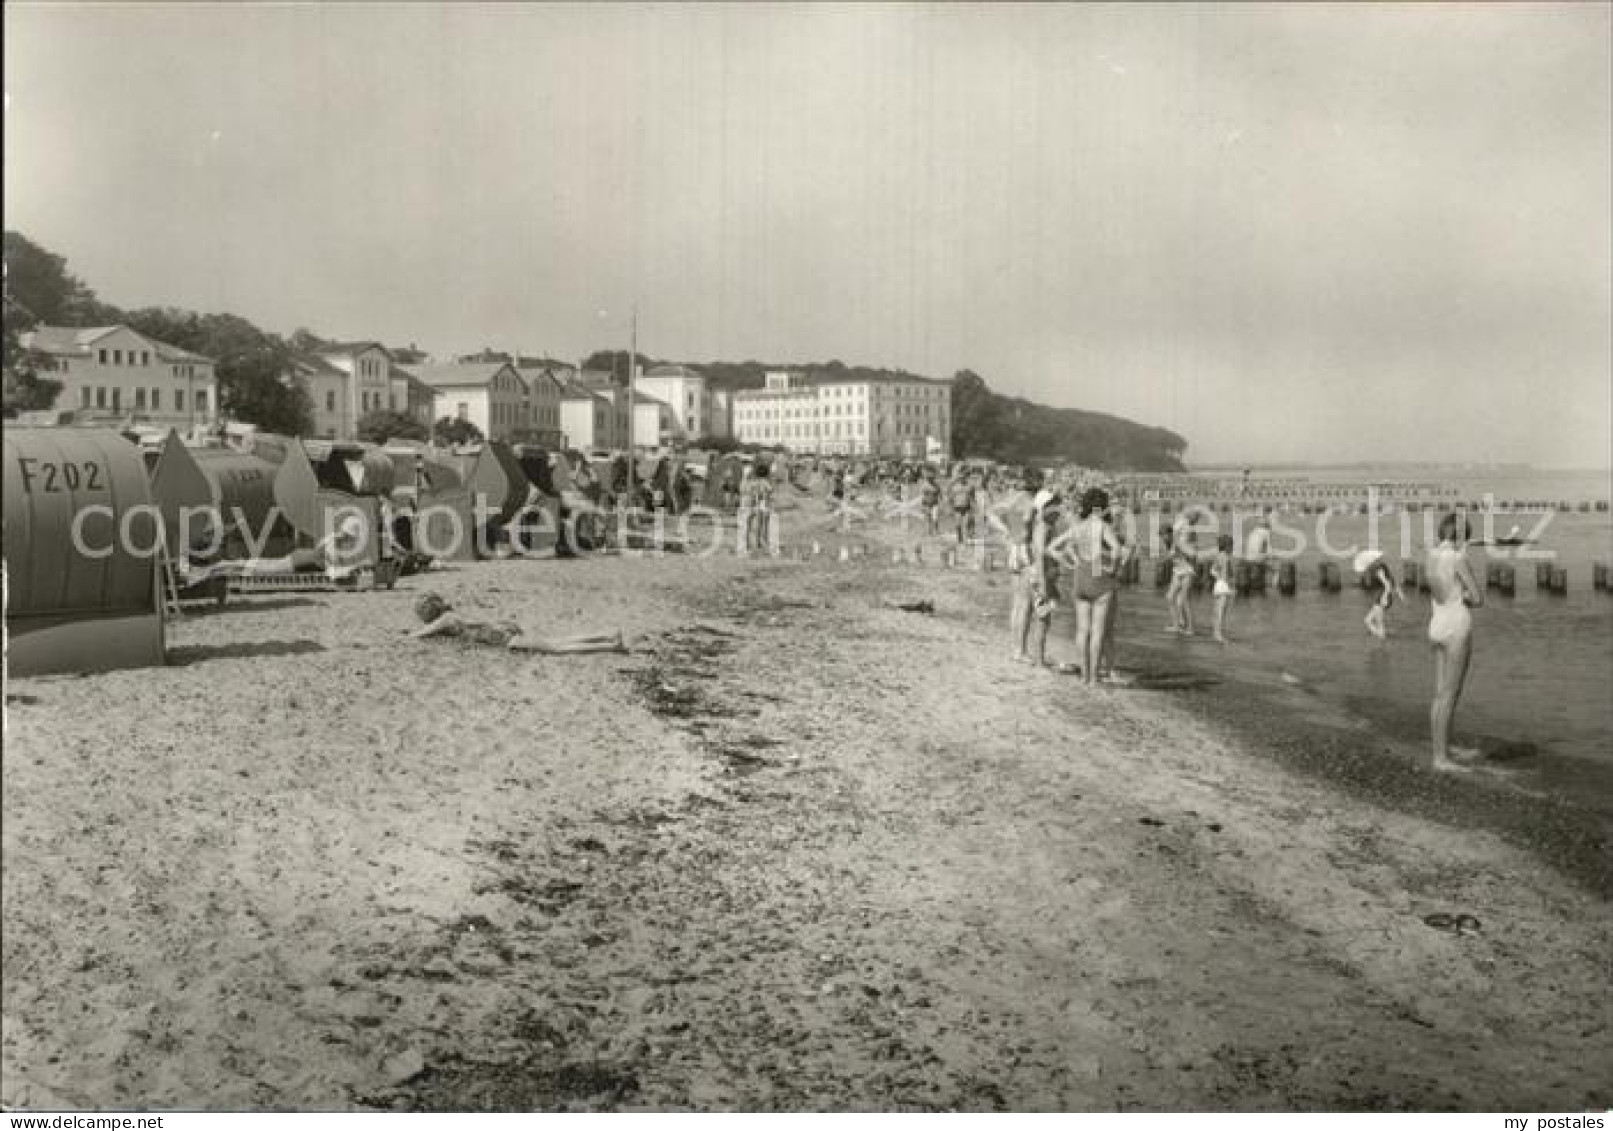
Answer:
1213;558;1609;596
1140;497;1609;517
765;537;1613;596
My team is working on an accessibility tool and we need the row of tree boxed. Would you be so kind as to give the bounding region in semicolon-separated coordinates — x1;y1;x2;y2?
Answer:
3;231;317;435
949;371;1187;471
4;230;1187;468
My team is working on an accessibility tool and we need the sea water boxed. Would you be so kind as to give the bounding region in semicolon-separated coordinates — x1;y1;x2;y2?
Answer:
1122;468;1613;812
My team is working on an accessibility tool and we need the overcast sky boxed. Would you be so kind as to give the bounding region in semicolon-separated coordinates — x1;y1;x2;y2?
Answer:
5;3;1609;466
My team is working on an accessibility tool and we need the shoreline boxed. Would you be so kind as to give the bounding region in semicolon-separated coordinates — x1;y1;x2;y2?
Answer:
1110;629;1613;900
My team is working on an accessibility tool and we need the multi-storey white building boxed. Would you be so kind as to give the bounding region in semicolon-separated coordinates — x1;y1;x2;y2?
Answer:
405;361;534;442
634;364;712;442
732;371;951;458
557;387;619;452
709;387;734;439
520;366;565;444
555;378;632;452
313;342;394;439
17;324;217;430
631;396;676;450
287;343;435;440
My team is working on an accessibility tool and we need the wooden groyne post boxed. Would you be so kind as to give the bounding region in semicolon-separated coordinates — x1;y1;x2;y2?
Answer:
1278;561;1297;595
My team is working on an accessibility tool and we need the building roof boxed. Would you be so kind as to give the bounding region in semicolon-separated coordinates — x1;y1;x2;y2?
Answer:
641;364;705;381
733;371;952;397
318;341;392;359
19;325;120;354
152;341;213;365
389;365;434;395
808;372;952;388
20;323;215;365
520;365;564;389
401;361;526;391
286;352;347;378
569;368;621;389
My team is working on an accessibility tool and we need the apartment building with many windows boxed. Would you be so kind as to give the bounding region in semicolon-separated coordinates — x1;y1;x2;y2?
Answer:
403;361;561;445
17;324;217;429
634;364;712;442
732;370;951;458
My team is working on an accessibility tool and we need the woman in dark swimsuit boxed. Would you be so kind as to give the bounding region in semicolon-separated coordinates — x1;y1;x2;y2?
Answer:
1069;488;1122;687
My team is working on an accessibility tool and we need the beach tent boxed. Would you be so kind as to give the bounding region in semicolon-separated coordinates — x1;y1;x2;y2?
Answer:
702;454;744;509
447;444;526;527
3;428;167;676
483;442;531;525
513;445;556;496
503;446;565;554
150;430;296;562
380;444;472;559
682;450;711;484
608;454;631;497
271;440;390;572
637;455;660;489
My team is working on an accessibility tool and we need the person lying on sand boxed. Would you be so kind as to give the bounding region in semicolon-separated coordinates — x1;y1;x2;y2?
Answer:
409;592;628;654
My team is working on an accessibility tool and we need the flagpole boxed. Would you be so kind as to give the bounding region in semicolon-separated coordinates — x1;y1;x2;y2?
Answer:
626;305;637;506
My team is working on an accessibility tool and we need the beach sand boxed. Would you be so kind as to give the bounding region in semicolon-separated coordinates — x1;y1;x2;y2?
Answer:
3;513;1609;1110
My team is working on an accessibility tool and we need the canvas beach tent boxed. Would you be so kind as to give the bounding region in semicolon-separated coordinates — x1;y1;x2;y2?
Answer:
3;427;166;675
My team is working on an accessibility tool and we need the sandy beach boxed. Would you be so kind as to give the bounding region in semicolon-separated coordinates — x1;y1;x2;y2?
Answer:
3;507;1610;1111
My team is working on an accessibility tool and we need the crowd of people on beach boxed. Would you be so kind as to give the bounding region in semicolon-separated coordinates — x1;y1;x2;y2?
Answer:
804;458;1490;773
437;444;1493;776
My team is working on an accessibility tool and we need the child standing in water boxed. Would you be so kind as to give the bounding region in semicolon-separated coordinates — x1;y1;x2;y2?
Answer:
1210;534;1235;644
1362;555;1404;640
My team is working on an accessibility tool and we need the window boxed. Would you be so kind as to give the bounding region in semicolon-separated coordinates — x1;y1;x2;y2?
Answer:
326;390;336;413
135;388;146;409
80;387;92;407
98;349;108;364
176;390;185;412
96;387;107;409
113;349;123;365
151;388;161;410
111;387;121;411
196;391;208;414
457;402;468;420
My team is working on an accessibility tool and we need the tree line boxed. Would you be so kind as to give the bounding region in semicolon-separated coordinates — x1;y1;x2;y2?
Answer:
4;230;1188;468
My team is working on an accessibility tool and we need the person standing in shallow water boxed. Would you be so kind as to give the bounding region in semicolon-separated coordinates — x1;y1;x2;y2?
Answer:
1165;526;1198;635
1068;487;1122;687
1210;534;1235;644
1426;513;1484;773
1362;555;1403;640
